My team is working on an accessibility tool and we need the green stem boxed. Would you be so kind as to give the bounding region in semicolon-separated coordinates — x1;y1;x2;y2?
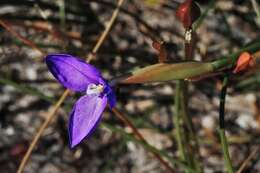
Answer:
58;0;66;29
0;76;54;103
180;84;202;173
218;76;234;173
183;28;203;173
193;0;216;31
174;80;186;162
251;0;260;26
173;26;200;173
219;129;234;173
211;40;260;70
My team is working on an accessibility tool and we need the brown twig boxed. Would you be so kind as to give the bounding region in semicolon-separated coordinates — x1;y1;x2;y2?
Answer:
11;21;83;42
236;147;259;173
88;0;163;41
0;19;46;55
17;90;70;173
16;0;125;172
111;108;176;173
86;0;124;61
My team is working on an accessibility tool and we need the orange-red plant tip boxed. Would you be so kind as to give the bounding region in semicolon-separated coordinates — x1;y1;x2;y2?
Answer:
175;0;200;28
233;52;255;74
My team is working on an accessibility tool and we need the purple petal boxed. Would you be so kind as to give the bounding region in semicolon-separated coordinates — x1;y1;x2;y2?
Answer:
108;92;116;108
98;78;116;108
45;54;102;92
69;95;107;148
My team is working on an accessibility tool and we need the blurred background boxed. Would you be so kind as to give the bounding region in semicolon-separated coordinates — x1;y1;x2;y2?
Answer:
0;0;260;172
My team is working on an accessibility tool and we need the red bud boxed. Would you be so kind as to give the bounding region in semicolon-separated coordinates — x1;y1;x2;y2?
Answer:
152;41;167;63
233;52;255;74
176;0;201;28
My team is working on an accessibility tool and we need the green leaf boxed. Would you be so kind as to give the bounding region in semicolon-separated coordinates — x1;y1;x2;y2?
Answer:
122;62;214;84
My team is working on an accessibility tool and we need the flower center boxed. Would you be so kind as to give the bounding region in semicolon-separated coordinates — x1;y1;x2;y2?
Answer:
86;83;104;95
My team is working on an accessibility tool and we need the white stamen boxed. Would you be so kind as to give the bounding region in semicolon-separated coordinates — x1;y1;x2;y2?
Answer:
185;29;192;43
86;83;104;95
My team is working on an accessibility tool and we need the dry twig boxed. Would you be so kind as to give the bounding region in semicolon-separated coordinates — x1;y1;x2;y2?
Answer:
236;147;259;173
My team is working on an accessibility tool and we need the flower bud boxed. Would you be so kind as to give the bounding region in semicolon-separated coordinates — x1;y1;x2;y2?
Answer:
122;62;213;83
176;0;201;28
233;52;255;74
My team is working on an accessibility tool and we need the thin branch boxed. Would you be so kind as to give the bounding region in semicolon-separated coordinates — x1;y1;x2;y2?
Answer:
236;147;259;173
111;108;176;173
193;0;216;31
102;122;190;171
16;90;70;173
0;19;45;55
174;81;186;162
251;0;260;26
87;0;162;41
86;0;124;62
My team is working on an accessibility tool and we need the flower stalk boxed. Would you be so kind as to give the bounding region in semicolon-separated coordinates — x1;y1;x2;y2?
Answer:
218;75;234;173
174;80;186;163
173;1;201;172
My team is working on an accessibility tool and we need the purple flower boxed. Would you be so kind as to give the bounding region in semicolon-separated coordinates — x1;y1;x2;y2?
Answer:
45;54;116;148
